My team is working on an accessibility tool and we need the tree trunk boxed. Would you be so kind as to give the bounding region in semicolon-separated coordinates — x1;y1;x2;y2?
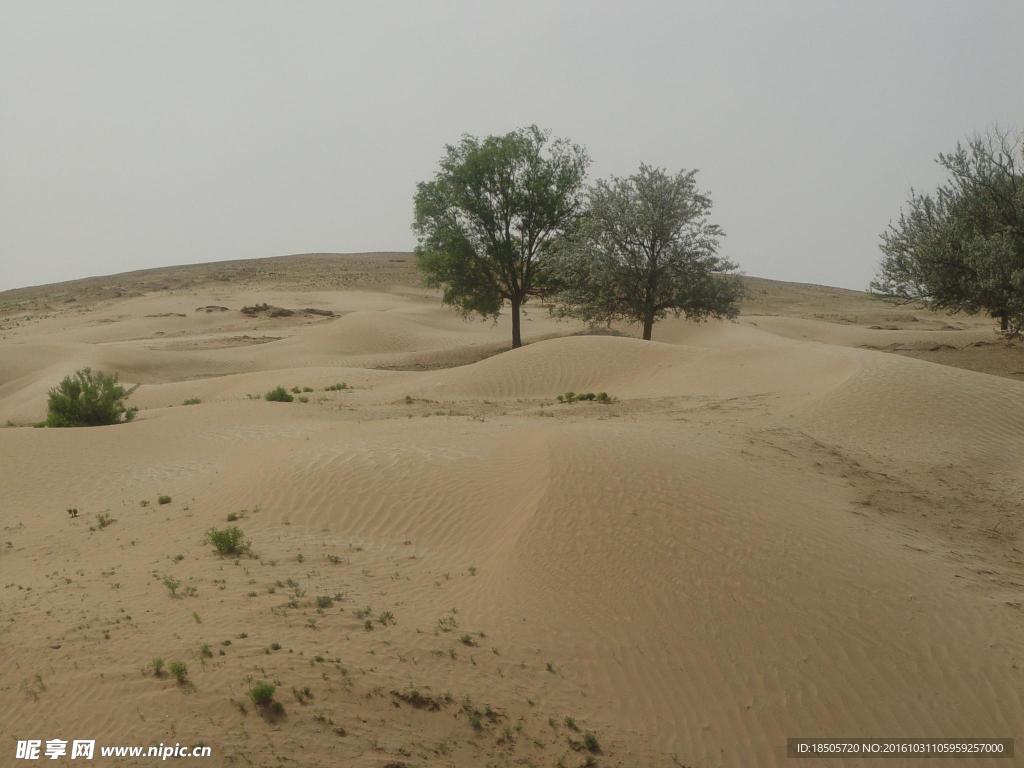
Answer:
642;310;655;341
511;296;523;348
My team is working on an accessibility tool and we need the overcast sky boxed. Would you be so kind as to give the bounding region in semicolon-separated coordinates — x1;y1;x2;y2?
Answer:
1;1;1022;292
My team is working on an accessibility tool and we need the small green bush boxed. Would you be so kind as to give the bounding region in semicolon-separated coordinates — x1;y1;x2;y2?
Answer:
265;386;293;403
163;576;181;597
169;660;188;684
557;391;613;404
45;368;138;427
298;396;309;403
207;526;248;556
150;657;165;677
158;495;172;505
249;681;276;706
325;382;348;391
290;386;301;394
302;387;313;393
182;398;201;406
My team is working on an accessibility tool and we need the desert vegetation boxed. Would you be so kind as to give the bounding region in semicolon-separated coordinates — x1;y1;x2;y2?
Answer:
44;367;138;427
414;127;742;346
207;526;248;556
873;128;1024;336
264;386;294;402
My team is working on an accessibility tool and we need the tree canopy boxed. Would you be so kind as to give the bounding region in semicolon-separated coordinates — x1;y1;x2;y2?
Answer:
413;126;590;348
549;165;742;340
872;128;1024;335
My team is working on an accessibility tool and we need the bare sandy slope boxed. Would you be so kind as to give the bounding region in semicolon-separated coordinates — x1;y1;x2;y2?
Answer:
2;254;1023;767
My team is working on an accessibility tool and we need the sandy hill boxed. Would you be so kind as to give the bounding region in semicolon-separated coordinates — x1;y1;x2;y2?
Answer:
1;253;1022;767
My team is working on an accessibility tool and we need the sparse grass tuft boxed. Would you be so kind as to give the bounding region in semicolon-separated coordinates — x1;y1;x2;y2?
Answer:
150;658;165;677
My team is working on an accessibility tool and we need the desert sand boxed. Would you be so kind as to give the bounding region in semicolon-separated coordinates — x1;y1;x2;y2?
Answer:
1;253;1022;767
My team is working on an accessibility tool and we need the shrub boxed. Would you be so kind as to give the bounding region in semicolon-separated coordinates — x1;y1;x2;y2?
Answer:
45;368;138;427
168;661;188;684
249;681;276;706
298;396;309;403
158;495;172;505
557;391;613;404
325;382;347;391
207;526;248;556
302;387;313;393
182;398;201;406
290;386;301;394
95;512;115;530
584;733;601;753
150;657;166;677
163;576;181;597
265;386;293;403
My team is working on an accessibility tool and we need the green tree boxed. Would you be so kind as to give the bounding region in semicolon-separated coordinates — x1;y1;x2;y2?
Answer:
550;164;742;340
45;367;138;427
872;128;1024;335
413;126;590;348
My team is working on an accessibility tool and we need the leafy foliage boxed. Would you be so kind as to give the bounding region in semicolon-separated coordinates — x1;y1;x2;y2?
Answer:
45;368;138;427
265;386;293;402
414;126;590;347
550;165;742;340
207;526;248;556
249;681;276;706
168;661;188;684
556;391;612;403
872;128;1024;335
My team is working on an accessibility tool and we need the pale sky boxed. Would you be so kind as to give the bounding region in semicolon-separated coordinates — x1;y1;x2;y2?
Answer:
1;1;1022;292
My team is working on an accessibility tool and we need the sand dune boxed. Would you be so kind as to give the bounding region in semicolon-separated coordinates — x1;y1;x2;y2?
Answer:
2;253;1023;767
